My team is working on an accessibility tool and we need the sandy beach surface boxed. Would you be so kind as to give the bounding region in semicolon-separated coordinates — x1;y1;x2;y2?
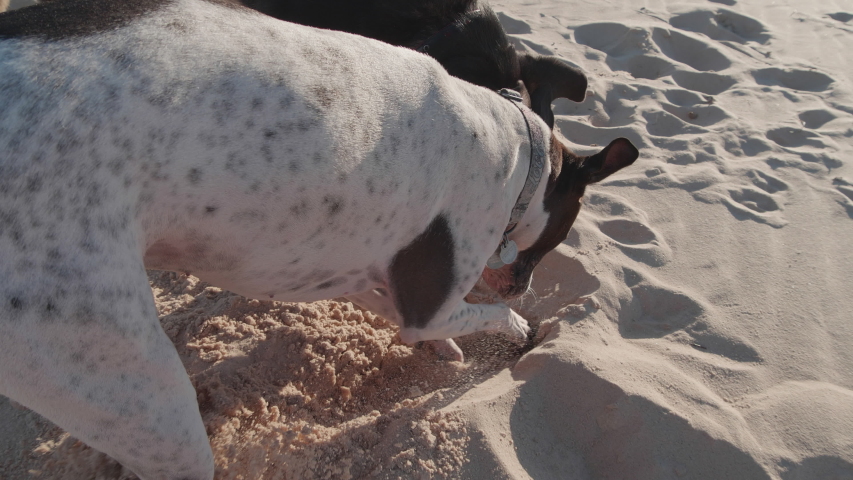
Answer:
2;0;853;478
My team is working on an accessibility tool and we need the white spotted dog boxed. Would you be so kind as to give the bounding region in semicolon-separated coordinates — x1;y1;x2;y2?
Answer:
0;0;638;478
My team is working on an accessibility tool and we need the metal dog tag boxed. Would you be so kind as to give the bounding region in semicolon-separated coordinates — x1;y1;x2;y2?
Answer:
499;240;518;264
486;251;506;270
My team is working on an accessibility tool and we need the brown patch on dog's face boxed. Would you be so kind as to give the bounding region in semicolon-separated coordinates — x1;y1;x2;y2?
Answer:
481;255;538;299
482;136;639;299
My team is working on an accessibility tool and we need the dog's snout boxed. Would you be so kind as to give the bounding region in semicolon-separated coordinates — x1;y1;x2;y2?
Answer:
504;271;533;299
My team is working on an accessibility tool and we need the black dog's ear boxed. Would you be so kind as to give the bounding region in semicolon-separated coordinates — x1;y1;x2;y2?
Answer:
519;54;588;128
529;83;555;129
581;138;639;184
514;80;532;107
513;81;553;130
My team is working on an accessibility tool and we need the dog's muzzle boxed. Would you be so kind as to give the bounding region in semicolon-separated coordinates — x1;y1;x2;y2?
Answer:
482;259;534;300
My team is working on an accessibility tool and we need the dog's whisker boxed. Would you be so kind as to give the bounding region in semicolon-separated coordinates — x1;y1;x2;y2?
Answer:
508;285;538;308
523;287;538;307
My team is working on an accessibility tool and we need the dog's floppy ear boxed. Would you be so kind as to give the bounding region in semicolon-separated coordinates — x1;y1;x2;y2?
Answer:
581;138;639;184
519;54;588;129
514;80;532;107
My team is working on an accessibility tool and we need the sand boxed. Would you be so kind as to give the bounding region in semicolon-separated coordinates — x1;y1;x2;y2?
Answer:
2;0;853;478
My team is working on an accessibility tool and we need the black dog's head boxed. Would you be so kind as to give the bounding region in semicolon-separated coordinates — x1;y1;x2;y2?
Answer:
422;5;588;126
482;136;639;298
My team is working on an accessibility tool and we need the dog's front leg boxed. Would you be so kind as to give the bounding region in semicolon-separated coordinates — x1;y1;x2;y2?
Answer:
345;290;465;361
0;260;214;480
398;301;530;347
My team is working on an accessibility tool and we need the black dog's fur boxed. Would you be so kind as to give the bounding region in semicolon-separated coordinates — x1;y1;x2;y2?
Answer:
244;0;475;50
20;0;587;123
240;0;588;125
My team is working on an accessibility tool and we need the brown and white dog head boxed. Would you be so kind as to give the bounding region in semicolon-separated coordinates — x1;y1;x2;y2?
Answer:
482;135;639;298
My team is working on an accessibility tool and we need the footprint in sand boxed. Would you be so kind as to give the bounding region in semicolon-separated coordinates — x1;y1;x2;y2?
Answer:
835;178;853;201
574;23;678;80
555;82;648;128
618;267;762;362
763;126;843;171
582;192;673;267
662;88;708;106
660;90;731;127
746;169;789;194
573;22;732;83
798;109;838;129
695;183;788;228
497;12;563;57
669;9;770;44
728;186;780;214
828;12;853;23
686;168;789;228
496;11;532;35
642;110;708;137
622;54;676;81
765;127;828;149
833;177;853;218
518;38;557;57
650;28;732;72
671;70;737;95
605;159;724;192
599;219;656;245
554;115;646;151
619;267;707;337
721;131;773;157
498;11;561;57
752;67;835;92
557;83;650;129
572;22;634;54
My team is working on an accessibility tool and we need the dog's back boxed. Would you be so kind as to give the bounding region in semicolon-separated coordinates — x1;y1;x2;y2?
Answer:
0;0;527;298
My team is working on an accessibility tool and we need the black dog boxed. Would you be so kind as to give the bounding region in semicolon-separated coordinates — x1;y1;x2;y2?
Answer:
240;0;588;127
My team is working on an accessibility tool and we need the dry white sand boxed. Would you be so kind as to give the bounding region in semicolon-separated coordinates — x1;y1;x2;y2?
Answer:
2;0;853;478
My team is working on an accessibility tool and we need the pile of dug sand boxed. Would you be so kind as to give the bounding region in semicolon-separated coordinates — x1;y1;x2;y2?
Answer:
20;273;532;479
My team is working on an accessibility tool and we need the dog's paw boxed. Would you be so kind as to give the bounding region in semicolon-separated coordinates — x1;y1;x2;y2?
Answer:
420;339;464;362
504;310;530;344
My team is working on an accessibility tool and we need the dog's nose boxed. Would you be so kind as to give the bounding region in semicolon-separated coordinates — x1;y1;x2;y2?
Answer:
501;269;533;300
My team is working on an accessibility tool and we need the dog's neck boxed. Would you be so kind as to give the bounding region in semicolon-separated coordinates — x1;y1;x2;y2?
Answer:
486;88;548;269
498;89;547;233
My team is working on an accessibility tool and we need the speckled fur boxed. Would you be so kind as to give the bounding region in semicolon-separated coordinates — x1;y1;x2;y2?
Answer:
0;0;636;478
